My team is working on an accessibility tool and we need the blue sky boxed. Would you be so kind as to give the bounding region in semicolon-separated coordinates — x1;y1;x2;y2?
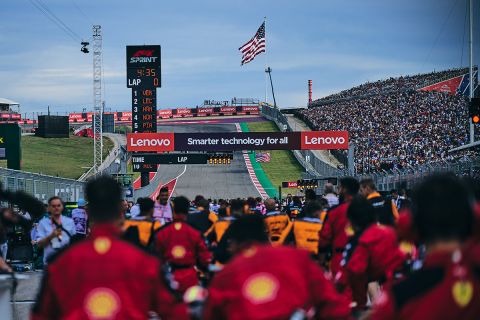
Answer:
0;0;477;114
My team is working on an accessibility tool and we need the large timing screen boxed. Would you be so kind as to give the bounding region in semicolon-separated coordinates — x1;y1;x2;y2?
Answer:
126;45;161;172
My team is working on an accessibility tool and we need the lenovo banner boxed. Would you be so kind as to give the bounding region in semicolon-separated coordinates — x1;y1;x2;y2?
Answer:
242;106;259;112
198;107;214;115
281;181;298;188
220;106;236;113
300;131;349;150
127;133;175;152
176;108;192;115
127;131;348;152
158;109;172;119
69;113;84;120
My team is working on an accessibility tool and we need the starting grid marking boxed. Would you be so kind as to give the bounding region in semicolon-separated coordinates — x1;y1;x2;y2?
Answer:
235;123;269;199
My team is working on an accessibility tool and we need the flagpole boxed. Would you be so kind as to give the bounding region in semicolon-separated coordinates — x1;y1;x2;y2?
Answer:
264;16;268;105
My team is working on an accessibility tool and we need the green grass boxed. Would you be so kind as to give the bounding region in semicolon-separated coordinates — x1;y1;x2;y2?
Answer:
4;135;114;179
246;121;304;192
115;125;132;134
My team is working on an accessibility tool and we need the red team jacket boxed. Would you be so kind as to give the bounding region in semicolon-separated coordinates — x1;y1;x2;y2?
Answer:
31;224;187;320
371;250;480;320
154;221;211;293
204;245;351;320
318;202;350;275
337;224;406;309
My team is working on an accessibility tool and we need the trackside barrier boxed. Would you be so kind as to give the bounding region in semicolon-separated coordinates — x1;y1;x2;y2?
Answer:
0;168;85;203
261;104;480;191
260;104;344;178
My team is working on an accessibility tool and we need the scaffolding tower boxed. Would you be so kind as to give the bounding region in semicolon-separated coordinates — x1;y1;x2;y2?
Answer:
93;25;103;173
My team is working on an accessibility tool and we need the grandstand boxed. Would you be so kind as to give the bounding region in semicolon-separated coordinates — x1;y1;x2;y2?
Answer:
311;67;470;106
0;98;21;122
297;68;480;174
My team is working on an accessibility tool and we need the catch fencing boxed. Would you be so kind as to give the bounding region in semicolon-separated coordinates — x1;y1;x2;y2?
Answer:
0;167;84;203
260;104;344;178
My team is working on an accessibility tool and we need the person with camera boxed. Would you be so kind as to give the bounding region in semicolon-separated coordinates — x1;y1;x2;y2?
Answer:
32;176;188;320
36;196;76;265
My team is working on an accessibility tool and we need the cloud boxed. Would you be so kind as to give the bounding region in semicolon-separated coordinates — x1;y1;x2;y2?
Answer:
271;52;419;73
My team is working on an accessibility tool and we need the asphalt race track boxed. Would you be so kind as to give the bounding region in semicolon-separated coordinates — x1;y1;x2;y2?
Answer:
146;123;261;200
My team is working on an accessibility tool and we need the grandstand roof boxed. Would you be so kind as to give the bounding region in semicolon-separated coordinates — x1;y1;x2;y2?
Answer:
0;98;19;106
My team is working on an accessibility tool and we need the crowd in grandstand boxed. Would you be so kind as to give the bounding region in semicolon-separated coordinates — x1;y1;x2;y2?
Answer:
314;67;469;104
298;69;480;173
1;173;473;319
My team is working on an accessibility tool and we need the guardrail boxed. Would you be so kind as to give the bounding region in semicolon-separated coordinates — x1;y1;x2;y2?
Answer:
0;167;84;203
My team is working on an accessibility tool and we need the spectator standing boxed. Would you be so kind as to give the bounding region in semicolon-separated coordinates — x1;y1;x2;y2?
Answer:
36;197;76;265
71;198;88;240
255;197;266;215
154;187;173;224
32;176;187;320
129;200;141;218
323;183;339;208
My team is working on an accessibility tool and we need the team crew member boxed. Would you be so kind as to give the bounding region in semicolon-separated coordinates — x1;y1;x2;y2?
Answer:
32;176;187;320
359;178;398;226
154;187;173;224
285;196;303;219
123;197;161;248
318;177;359;275
213;199;246;264
36;196;76;265
336;196;406;311
188;198;218;236
203;215;351;320
286;200;324;257
207;207;235;245
372;175;480;319
264;198;292;246
154;196;211;294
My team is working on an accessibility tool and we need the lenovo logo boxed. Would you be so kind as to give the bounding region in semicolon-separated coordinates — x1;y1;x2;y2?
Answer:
301;131;348;150
130;138;171;147
127;133;174;152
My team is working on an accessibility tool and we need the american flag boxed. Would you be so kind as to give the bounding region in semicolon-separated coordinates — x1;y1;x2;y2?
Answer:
239;22;266;65
255;152;271;163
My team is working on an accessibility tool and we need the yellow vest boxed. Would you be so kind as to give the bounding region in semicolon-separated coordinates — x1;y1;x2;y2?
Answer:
123;219;161;246
293;219;322;255
213;218;234;242
264;213;292;246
